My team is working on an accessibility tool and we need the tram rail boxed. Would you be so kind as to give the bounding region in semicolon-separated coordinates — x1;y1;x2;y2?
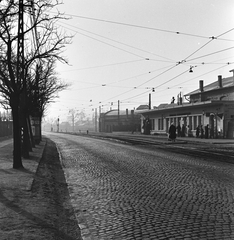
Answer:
65;131;234;164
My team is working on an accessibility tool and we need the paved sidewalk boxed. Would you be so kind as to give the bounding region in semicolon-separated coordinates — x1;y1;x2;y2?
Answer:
0;138;46;239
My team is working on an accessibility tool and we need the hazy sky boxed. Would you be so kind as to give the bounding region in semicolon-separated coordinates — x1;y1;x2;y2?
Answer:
46;0;234;122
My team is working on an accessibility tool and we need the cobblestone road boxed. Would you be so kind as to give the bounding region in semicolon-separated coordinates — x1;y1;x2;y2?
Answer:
47;132;234;240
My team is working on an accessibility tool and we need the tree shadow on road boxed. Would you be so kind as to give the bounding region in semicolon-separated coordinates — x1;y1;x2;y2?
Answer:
31;138;82;239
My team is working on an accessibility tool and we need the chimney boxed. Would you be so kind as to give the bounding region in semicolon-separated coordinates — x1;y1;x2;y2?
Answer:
218;75;222;88
229;69;234;84
199;80;204;92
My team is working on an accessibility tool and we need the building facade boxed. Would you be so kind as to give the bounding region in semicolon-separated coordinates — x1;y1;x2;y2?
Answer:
99;109;141;133
137;73;234;139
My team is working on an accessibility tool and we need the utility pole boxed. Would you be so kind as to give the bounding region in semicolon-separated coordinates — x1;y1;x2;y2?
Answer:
17;0;30;158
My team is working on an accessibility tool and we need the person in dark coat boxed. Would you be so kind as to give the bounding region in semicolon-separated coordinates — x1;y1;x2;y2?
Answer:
169;122;176;142
181;124;186;137
177;124;181;137
205;124;209;139
200;125;204;139
196;125;200;138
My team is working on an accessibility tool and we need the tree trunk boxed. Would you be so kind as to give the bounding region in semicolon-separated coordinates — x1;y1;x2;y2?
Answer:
39;114;42;142
11;99;23;169
28;116;35;148
22;113;30;158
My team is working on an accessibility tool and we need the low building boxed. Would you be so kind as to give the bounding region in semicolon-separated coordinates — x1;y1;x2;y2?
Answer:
99;109;141;133
137;71;234;139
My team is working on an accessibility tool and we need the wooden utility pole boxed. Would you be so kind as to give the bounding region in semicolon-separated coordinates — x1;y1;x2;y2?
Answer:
17;0;30;158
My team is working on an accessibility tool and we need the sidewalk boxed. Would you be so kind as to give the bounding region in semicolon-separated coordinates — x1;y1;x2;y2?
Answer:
0;138;46;239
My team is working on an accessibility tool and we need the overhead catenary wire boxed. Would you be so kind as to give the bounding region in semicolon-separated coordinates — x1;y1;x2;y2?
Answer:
58;22;234;71
73;24;234;98
58;20;233;75
59;21;175;62
56;13;234;42
52;12;234;111
59;59;146;72
58;22;175;63
171;63;234;88
186;46;234;62
58;25;147;59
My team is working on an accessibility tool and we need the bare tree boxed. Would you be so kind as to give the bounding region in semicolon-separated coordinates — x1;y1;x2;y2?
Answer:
27;59;68;140
67;108;91;132
0;0;71;168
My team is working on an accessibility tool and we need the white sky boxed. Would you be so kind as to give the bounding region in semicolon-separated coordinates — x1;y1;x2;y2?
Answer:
45;0;234;122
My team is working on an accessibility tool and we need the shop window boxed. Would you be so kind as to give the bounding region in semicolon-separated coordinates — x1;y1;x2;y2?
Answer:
158;118;164;130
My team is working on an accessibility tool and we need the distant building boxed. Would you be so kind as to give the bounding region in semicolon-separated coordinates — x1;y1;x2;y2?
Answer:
136;105;149;110
99;109;141;133
137;71;234;139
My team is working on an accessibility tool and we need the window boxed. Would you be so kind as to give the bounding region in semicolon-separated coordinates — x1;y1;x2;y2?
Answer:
151;119;155;130
158;118;164;130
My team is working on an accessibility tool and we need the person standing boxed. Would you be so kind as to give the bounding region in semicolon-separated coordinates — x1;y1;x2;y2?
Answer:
200;125;204;139
205;124;209;139
181;124;186;137
196;125;200;138
169;122;176;142
177;124;181;137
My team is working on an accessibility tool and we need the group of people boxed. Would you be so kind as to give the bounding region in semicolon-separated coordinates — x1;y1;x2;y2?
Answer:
196;124;210;139
168;122;210;142
176;124;187;137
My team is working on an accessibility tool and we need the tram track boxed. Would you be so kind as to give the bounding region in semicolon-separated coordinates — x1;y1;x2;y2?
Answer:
87;133;234;164
65;131;234;164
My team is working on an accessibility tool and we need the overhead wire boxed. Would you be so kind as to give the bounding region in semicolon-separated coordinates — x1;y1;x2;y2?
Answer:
111;28;234;95
59;21;175;62
186;46;234;62
58;22;176;63
97;64;176;105
54;12;234;109
57;13;234;42
60;59;145;72
105;27;234;105
172;63;234;88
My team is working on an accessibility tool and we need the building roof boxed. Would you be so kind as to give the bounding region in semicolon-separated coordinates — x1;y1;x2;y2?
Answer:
185;76;234;96
105;109;128;116
139;100;234;115
157;103;170;108
136;105;149;110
